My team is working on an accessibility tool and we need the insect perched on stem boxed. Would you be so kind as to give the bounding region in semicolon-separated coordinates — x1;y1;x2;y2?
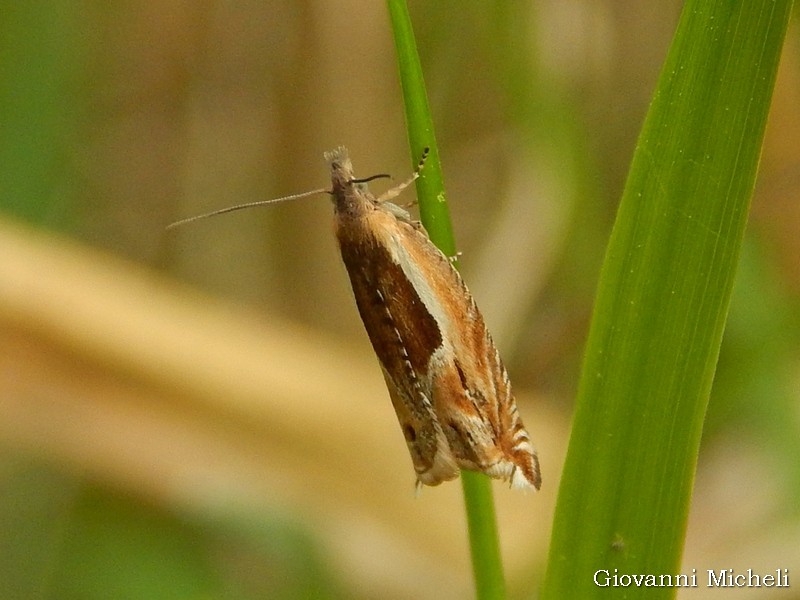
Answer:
169;147;541;491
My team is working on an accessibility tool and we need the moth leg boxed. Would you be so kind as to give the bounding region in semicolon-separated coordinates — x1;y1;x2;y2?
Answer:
375;147;430;204
376;172;418;204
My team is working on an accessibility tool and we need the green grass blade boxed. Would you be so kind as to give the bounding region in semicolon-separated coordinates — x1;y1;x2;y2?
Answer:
385;0;455;257
459;470;505;599
542;1;793;598
386;1;505;598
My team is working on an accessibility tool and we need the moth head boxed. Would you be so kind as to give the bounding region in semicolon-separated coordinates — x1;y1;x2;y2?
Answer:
325;146;355;192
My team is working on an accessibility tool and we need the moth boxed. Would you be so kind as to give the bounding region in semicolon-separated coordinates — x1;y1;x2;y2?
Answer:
169;147;541;491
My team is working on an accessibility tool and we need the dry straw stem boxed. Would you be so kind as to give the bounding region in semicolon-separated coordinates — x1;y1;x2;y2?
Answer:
0;218;560;598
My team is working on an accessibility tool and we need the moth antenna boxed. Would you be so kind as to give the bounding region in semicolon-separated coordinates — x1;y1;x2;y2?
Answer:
166;188;330;230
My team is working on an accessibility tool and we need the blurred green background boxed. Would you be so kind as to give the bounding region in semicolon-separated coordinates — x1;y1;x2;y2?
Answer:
1;2;798;598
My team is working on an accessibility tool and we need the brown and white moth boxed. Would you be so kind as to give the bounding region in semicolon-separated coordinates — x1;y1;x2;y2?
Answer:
169;147;541;491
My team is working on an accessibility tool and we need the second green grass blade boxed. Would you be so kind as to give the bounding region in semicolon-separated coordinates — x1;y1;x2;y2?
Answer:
386;1;506;598
542;1;793;598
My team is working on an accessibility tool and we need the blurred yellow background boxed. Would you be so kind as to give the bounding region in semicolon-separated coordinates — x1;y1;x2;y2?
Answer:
1;2;798;598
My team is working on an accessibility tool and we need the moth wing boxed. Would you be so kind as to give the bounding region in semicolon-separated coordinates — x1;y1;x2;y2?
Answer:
337;218;459;486
430;353;540;489
336;194;539;489
397;225;542;490
380;369;459;486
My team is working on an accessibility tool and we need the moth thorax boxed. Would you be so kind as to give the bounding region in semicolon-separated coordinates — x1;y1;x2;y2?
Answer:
333;184;373;219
